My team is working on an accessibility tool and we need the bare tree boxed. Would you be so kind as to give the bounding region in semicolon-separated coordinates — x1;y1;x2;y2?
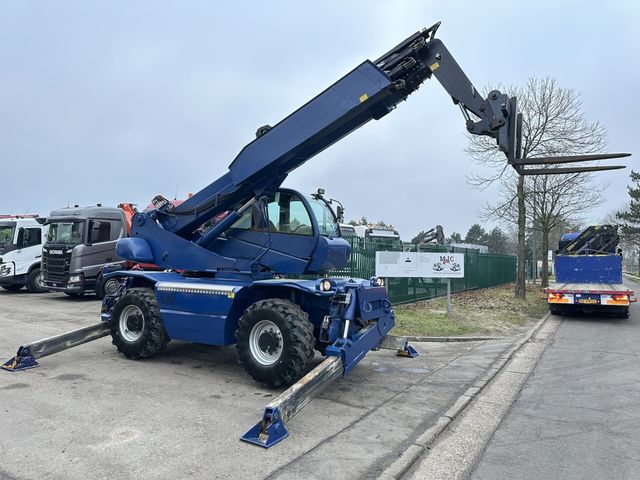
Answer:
467;77;607;295
482;173;603;286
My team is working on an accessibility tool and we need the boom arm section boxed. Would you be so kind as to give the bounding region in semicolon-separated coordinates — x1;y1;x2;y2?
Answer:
152;23;527;240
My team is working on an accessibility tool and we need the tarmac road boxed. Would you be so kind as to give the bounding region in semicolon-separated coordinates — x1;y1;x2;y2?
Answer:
470;276;640;480
0;289;520;480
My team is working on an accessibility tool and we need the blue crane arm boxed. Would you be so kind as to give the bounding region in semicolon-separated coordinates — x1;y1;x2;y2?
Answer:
154;22;521;238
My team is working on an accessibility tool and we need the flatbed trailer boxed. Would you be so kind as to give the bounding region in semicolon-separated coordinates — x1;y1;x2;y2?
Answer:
545;282;636;317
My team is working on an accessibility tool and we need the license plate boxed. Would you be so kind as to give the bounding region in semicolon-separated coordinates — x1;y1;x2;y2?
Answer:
575;294;600;305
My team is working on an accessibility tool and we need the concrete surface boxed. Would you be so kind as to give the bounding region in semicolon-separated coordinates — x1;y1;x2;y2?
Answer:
470;277;640;480
403;317;560;480
0;290;519;480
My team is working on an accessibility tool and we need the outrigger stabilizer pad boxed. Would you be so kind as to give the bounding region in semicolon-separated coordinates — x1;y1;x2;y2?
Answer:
241;407;288;448
2;350;38;372
397;344;419;358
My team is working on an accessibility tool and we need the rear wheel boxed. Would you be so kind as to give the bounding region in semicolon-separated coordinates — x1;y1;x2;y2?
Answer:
110;287;169;359
26;268;48;293
235;298;315;388
1;284;23;291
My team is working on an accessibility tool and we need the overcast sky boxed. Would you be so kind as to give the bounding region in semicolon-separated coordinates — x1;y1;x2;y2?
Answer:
1;1;638;239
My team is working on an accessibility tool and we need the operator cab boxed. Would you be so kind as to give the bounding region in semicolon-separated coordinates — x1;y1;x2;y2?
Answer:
208;188;350;275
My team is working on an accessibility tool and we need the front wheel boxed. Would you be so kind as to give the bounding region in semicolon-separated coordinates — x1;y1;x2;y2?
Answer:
235;298;315;388
26;268;48;293
110;287;170;359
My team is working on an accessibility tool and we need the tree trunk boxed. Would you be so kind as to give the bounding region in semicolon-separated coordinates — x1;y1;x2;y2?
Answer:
541;222;550;288
516;175;526;299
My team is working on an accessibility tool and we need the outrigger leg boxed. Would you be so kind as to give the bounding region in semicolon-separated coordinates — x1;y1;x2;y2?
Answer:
241;334;417;448
2;322;110;372
376;334;419;358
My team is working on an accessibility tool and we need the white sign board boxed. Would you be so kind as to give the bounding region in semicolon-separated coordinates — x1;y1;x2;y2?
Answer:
375;252;465;278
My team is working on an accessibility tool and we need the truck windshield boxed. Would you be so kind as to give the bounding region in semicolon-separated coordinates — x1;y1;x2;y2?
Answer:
307;198;338;237
0;223;15;248
46;221;85;245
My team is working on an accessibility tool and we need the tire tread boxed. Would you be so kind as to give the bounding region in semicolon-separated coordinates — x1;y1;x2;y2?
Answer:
236;298;315;387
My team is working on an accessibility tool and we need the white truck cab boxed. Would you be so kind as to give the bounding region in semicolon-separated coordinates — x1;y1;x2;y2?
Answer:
0;216;48;293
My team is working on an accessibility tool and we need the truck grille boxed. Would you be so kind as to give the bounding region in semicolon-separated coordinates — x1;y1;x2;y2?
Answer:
42;247;72;285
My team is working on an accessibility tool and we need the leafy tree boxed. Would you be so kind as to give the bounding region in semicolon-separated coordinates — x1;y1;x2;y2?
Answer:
448;231;463;243
616;170;640;245
464;224;487;244
486;227;508;253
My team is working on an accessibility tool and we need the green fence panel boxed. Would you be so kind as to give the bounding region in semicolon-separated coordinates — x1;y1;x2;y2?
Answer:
326;239;516;304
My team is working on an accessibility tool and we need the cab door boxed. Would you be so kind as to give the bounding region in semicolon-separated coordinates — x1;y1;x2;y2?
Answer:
211;190;318;274
12;227;42;276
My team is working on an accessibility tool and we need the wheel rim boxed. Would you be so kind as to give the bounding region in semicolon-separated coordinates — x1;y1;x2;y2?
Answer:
249;320;283;366
104;278;119;296
119;305;145;342
35;273;45;289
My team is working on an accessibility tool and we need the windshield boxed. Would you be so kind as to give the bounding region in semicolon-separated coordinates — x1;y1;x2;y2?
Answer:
307;198;338;237
0;223;15;248
46;221;85;245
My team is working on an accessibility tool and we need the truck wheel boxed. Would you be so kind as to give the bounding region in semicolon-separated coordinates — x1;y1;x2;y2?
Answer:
109;287;169;359
26;268;48;293
96;275;120;300
1;284;23;291
235;298;315;388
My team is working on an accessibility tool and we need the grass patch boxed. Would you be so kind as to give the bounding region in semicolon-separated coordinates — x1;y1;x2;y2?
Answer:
392;283;548;337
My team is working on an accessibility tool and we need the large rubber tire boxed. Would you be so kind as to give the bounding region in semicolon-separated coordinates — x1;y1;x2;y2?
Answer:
26;268;48;293
235;298;315;388
109;287;170;359
1;284;23;291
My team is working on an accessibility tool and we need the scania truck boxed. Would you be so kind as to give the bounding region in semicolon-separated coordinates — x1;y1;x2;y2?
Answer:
0;216;48;293
42;205;127;298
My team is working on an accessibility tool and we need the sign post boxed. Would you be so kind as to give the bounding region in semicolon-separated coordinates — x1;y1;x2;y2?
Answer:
375;251;465;316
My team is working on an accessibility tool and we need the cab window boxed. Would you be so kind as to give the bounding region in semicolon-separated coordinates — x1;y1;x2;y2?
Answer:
89;220;111;244
229;192;313;235
23;228;42;248
109;220;124;241
307;198;338;237
267;192;312;235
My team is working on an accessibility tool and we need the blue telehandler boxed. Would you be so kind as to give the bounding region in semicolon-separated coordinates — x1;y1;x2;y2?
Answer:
3;21;629;447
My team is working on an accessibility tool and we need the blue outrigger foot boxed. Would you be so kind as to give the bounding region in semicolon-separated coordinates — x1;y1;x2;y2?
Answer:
2;353;38;372
1;322;110;373
397;343;419;358
241;407;288;448
241;356;343;448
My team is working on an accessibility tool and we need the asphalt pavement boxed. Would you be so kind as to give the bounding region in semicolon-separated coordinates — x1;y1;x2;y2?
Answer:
470;277;640;480
0;289;519;480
